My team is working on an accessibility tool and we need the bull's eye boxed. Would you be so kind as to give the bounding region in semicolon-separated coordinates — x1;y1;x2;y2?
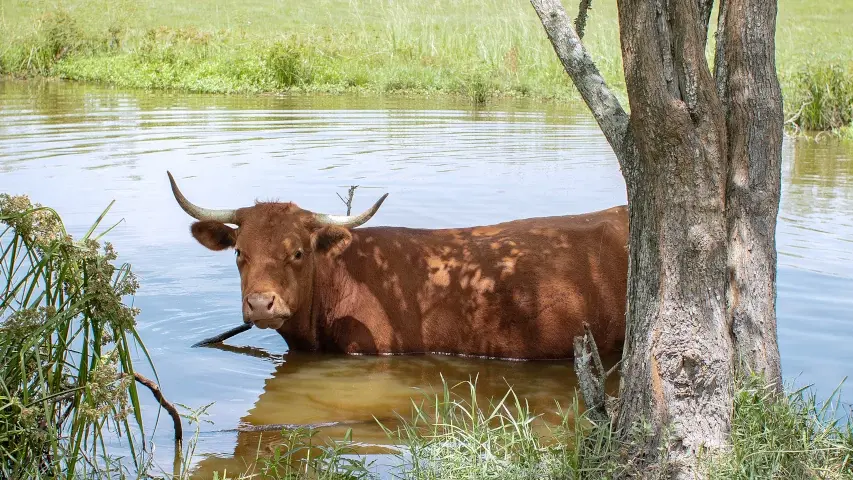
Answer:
293;249;303;260
235;249;241;257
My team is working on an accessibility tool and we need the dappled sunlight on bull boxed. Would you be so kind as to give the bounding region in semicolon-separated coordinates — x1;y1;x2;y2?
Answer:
167;171;629;360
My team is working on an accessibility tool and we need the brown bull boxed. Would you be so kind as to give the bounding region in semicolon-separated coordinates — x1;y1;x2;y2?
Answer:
167;171;629;360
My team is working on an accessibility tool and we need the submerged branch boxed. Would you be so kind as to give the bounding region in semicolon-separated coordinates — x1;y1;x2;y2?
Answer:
191;323;253;348
132;372;183;443
529;0;637;179
232;419;379;433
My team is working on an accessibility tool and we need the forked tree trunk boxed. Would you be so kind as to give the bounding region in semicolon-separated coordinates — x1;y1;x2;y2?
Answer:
530;0;784;477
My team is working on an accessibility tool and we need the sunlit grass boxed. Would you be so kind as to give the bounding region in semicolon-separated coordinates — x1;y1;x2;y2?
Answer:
703;375;853;479
2;0;851;130
0;0;604;102
787;63;853;134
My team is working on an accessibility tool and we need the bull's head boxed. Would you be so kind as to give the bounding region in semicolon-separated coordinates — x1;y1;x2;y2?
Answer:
167;171;388;330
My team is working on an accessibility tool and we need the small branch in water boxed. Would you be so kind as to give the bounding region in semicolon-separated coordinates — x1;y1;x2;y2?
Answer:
336;185;359;215
574;0;593;39
131;372;183;443
191;323;253;348
234;420;372;433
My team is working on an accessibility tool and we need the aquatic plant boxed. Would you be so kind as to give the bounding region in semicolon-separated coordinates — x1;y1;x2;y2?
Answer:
0;194;156;478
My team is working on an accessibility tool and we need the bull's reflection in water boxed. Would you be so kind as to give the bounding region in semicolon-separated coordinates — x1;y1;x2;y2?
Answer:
190;346;620;478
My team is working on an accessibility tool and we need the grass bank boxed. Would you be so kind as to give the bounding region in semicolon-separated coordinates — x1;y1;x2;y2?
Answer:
1;0;852;134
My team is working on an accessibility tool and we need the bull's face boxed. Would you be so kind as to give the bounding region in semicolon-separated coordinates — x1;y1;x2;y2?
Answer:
166;172;387;330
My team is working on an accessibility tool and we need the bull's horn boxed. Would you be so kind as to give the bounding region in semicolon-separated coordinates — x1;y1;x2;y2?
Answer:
167;171;238;224
313;193;389;228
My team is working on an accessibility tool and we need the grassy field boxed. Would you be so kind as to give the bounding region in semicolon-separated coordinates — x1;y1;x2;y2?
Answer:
1;0;851;132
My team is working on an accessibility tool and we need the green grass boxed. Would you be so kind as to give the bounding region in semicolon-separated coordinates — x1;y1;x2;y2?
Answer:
0;0;602;101
2;0;851;131
201;374;853;480
704;375;853;479
207;374;622;480
787;63;853;134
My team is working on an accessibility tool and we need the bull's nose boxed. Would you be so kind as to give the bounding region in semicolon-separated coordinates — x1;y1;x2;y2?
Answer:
243;292;291;328
245;292;277;315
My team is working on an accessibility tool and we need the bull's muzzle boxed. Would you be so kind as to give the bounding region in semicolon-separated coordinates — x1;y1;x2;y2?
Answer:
243;292;291;329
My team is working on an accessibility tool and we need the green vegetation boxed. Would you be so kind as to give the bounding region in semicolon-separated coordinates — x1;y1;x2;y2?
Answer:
704;375;853;479
0;194;149;478
205;374;853;480
2;0;851;133
0;194;205;479
788;63;853;135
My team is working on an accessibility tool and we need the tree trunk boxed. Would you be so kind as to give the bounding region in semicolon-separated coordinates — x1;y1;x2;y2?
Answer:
613;1;735;475
531;0;784;477
716;0;784;392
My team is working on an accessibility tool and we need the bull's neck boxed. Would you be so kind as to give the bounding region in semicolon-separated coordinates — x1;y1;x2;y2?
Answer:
277;233;374;353
307;244;363;350
275;259;321;352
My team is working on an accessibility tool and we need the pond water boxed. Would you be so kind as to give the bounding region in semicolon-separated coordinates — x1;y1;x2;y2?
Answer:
1;79;851;478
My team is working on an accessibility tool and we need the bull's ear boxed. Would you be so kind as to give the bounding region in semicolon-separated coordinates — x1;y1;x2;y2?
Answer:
191;220;237;251
311;226;353;258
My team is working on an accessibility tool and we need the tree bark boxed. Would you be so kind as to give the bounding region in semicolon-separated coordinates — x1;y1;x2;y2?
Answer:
574;0;594;40
531;0;784;477
698;0;715;42
715;0;784;392
613;1;734;476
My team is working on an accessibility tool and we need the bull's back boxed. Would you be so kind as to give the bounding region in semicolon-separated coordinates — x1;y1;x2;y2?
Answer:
335;205;629;359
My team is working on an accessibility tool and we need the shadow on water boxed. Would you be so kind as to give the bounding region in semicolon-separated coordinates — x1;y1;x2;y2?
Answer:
187;346;621;479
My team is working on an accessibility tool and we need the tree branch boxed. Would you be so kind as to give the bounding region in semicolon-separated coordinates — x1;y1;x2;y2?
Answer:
529;0;637;179
191;323;252;348
574;0;593;39
573;323;611;422
132;373;183;443
336;185;359;216
698;0;715;45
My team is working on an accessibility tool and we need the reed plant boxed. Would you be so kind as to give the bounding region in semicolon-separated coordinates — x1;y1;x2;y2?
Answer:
0;194;155;479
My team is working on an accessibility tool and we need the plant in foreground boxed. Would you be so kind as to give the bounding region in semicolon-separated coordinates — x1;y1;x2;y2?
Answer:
0;194;164;479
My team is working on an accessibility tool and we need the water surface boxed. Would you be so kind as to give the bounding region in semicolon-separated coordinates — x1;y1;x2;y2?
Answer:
1;79;851;477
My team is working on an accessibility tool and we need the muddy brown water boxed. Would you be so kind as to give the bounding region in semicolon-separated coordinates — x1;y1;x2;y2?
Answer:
1;79;851;478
